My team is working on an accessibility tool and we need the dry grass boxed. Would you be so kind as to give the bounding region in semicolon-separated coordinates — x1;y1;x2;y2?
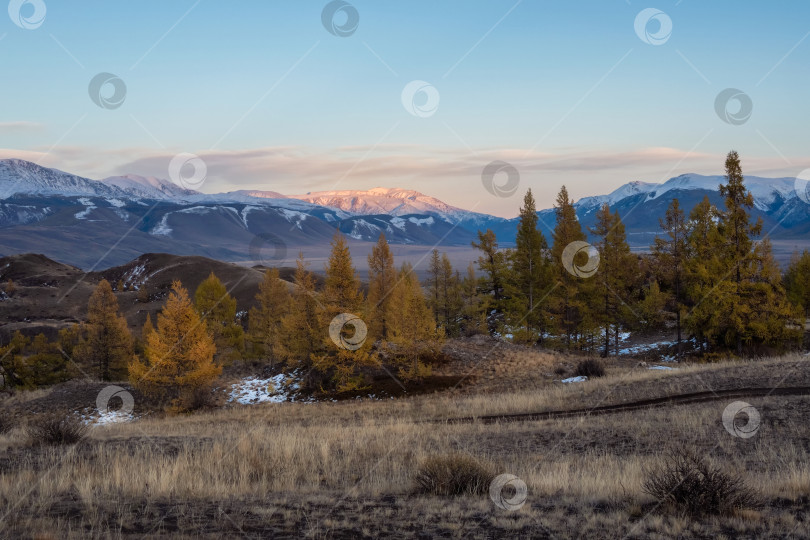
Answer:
413;454;495;496
1;353;809;537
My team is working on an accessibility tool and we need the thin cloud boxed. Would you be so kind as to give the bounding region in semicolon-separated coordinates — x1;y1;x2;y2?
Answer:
0;121;44;133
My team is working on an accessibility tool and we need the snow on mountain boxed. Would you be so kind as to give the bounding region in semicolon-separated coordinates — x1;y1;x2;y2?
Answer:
575;174;799;211
290;187;466;219
576;180;658;209
230;189;288;199
101;174;198;200
0;159;128;199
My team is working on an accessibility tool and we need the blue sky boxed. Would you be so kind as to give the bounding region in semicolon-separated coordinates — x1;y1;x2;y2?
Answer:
1;0;809;216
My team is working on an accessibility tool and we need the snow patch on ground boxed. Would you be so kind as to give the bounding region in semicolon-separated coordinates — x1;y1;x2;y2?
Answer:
561;375;588;383
78;408;138;426
619;340;675;355
648;365;676;371
106;198;126;208
228;374;300;404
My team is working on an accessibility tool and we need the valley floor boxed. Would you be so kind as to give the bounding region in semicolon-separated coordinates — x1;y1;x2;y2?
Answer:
1;350;809;538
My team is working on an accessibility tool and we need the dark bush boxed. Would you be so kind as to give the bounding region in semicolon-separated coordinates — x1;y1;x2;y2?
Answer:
27;414;88;446
414;454;495;496
575;358;605;378
642;450;760;516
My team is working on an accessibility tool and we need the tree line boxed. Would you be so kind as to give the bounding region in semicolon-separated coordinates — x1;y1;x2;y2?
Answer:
465;151;804;356
2;151;808;403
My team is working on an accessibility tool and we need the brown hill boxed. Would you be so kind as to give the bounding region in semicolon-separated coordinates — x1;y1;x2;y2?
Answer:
0;253;277;342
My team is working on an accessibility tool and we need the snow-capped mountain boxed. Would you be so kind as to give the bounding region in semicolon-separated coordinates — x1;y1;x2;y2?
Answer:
101;174;198;200
0;159;129;199
229;189;288;200
1;158;809;268
576;174;798;212
536;173;810;251
288;186;507;238
290;187;467;219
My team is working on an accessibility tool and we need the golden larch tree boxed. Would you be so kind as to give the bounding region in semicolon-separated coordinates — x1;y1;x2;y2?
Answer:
129;280;221;410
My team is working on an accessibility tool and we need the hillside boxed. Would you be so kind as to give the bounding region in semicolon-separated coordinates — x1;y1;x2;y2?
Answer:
0;252;271;342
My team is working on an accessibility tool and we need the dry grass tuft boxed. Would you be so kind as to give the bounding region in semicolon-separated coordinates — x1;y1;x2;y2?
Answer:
414;453;496;496
26;415;88;446
575;358;606;378
642;450;761;517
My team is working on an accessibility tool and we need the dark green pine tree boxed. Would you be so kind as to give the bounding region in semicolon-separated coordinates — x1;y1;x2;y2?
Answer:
686;152;800;354
507;189;552;344
589;204;636;356
471;229;509;332
683;196;723;352
549;186;588;349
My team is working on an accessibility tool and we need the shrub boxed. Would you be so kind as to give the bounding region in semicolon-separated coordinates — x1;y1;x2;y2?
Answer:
642;450;760;516
27;415;88;446
575;358;605;378
414;453;495;496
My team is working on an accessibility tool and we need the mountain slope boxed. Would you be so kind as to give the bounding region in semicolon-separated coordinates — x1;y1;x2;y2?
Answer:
291;187;463;218
0;159;130;199
101;174;199;200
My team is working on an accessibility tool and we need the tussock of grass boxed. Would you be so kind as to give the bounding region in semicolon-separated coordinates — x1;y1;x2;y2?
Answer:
26;415;88;446
642;450;761;516
575;358;606;378
414;454;495;496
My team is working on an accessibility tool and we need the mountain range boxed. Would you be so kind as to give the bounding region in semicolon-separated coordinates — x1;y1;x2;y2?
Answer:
0;158;808;269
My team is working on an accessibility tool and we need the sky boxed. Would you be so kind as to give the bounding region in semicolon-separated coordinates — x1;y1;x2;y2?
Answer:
1;0;810;217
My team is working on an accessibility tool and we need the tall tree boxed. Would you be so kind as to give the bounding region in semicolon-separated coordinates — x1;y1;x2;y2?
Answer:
323;231;364;316
589;204;636;356
367;233;396;340
75;279;133;380
248;268;290;364
277;254;325;383
507;189;552;344
426;250;462;337
387;262;442;381
684;153;800;354
683;196;723;351
440;253;463;336
652;198;689;355
549;185;588;348
471;229;508;331
194;272;244;364
717;150;762;354
129;280;221;410
313;232;378;392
